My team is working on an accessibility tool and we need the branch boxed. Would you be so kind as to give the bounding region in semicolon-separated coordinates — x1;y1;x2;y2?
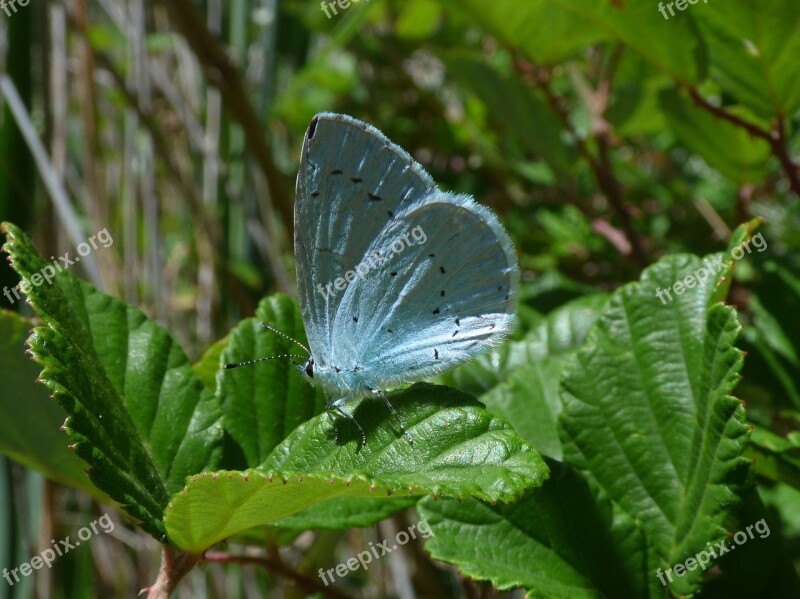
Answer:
687;87;800;196
524;60;648;268
204;550;355;599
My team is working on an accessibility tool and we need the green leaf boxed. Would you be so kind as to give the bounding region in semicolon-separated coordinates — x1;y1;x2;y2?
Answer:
460;0;605;65
446;295;607;459
0;310;103;498
558;0;707;83
443;295;606;398
461;0;705;82
482;359;567;461
218;295;419;529
219;295;325;468
395;0;442;40
272;496;418;529
761;482;800;538
701;488;800;598
694;0;800;118
560;253;752;596
443;53;574;177
1;222;223;540
193;336;228;392
418;459;648;597
659;88;771;183
165;384;548;551
745;425;800;491
607;54;670;136
742;260;800;410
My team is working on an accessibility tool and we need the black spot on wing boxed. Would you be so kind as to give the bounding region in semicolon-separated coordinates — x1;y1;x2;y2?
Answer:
432;308;440;315
351;177;363;183
332;169;343;175
368;193;382;202
440;266;446;274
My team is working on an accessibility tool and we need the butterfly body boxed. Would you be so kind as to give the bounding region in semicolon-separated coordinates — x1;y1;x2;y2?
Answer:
291;113;519;441
296;357;375;400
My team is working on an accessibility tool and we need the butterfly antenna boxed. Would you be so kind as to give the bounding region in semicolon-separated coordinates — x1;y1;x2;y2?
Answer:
223;354;307;370
259;322;310;355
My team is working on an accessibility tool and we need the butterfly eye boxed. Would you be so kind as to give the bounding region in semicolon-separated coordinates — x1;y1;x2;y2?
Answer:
305;359;315;378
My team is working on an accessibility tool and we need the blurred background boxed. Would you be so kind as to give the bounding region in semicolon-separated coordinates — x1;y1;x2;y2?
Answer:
1;0;799;597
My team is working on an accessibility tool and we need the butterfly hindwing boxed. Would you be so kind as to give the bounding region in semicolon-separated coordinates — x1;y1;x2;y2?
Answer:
335;191;519;386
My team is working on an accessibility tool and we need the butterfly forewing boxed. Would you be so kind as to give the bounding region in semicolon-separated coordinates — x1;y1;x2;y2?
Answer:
295;113;435;366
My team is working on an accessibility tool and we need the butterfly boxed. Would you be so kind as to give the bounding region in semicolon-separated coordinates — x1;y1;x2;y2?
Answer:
228;113;519;445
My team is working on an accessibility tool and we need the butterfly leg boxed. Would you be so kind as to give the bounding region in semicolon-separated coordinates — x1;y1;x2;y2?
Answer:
328;400;367;446
373;388;414;445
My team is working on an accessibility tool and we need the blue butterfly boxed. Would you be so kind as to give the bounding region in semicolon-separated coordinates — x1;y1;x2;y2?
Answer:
229;113;519;445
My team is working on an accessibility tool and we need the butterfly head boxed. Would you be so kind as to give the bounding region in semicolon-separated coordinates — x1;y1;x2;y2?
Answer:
297;357;315;379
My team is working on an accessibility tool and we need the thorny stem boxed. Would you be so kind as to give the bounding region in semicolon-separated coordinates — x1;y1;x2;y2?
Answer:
144;546;202;599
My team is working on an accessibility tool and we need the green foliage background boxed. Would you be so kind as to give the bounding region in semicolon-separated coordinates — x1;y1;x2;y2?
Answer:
1;0;799;597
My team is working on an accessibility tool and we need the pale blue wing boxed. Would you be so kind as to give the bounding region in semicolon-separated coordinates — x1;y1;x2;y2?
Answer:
333;190;519;386
295;113;435;366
